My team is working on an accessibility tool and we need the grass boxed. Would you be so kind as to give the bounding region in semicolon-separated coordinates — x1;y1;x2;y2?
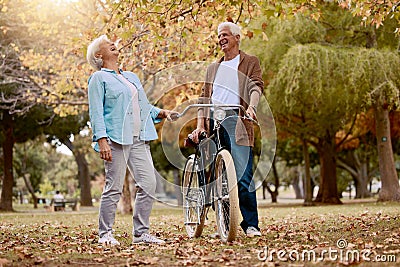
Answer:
0;200;399;266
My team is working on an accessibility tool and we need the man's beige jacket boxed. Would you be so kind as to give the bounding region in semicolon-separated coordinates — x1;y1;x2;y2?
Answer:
199;50;264;146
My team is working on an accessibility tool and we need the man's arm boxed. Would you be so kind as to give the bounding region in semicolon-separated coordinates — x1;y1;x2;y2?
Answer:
191;66;213;143
246;56;263;120
196;108;205;129
247;56;264;97
247;90;260;120
189;106;206;144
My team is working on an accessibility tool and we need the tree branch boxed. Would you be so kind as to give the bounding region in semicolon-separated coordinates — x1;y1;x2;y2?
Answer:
336;112;358;148
235;3;243;24
337;157;358;179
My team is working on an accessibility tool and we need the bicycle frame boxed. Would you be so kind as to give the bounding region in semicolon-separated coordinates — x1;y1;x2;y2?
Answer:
182;104;257;215
188;116;222;208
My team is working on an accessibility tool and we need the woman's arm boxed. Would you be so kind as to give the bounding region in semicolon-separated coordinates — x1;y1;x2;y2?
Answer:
156;109;179;121
88;73;107;142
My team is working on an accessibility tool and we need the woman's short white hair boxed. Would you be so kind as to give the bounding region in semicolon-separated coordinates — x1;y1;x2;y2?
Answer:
217;22;241;38
87;35;109;70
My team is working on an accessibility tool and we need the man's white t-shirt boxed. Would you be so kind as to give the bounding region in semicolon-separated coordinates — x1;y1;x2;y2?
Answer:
211;54;240;107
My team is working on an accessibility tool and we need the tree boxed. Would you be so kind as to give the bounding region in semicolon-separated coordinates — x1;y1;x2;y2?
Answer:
0;0;102;210
339;0;400;28
44;113;93;206
0;104;52;210
336;113;379;199
42;152;78;197
363;36;400;201
268;43;375;204
372;83;400;201
275;136;319;204
337;147;377;199
264;158;280;203
94;0;259;74
13;138;50;208
0;0;85;210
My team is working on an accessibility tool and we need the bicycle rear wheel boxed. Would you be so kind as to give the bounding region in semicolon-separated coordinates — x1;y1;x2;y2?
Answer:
182;155;206;238
214;149;239;242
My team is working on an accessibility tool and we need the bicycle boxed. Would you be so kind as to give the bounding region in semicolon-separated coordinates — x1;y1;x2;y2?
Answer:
174;104;258;242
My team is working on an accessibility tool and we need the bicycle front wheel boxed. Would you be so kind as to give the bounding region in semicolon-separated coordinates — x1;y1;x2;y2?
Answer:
214;149;239;242
182;155;206;238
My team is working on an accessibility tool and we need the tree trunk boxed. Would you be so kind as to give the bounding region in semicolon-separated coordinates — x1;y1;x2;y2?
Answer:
315;136;342;204
0;111;15;211
374;104;400;201
262;180;267;199
63;139;93;206
302;138;314;206
22;174;38;209
366;25;400;201
354;180;372;198
20;144;39;208
354;163;372;198
265;157;279;203
337;151;372;199
270;191;278;203
174;169;183;206
74;151;93;206
292;172;303;199
155;172;167;199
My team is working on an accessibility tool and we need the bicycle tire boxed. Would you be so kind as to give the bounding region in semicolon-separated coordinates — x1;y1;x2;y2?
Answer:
214;149;239;242
182;155;206;238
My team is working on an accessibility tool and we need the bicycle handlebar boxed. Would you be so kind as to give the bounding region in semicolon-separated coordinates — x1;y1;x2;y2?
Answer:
171;104;259;125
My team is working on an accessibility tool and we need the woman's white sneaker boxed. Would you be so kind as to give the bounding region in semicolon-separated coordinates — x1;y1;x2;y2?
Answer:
133;233;165;245
98;231;120;246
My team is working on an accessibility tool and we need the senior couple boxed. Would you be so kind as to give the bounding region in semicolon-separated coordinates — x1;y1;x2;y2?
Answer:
87;21;264;246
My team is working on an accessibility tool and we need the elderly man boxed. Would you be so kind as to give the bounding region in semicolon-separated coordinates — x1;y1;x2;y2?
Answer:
191;22;263;237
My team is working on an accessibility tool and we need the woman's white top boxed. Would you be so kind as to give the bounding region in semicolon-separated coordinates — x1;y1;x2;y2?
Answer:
118;74;141;137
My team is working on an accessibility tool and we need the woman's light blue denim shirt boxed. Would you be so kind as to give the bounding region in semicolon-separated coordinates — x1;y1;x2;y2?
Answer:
88;68;161;152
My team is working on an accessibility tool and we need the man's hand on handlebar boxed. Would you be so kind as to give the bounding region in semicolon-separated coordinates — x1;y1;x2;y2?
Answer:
246;106;257;121
189;128;207;144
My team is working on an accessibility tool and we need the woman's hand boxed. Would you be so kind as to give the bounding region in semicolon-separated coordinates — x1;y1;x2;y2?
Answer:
158;109;179;121
98;138;112;162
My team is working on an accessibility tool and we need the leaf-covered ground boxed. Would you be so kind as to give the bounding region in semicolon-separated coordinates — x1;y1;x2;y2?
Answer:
0;201;399;266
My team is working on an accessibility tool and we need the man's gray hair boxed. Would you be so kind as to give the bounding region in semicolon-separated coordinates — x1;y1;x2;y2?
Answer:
87;35;109;70
217;22;241;38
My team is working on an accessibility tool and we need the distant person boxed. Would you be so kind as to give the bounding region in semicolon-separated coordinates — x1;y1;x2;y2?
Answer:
52;190;65;212
53;191;64;200
87;34;177;246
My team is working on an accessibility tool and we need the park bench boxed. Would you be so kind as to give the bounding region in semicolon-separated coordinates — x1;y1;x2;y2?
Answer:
50;198;79;212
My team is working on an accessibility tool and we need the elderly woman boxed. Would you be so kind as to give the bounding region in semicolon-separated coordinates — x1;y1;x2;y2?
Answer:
87;35;174;245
